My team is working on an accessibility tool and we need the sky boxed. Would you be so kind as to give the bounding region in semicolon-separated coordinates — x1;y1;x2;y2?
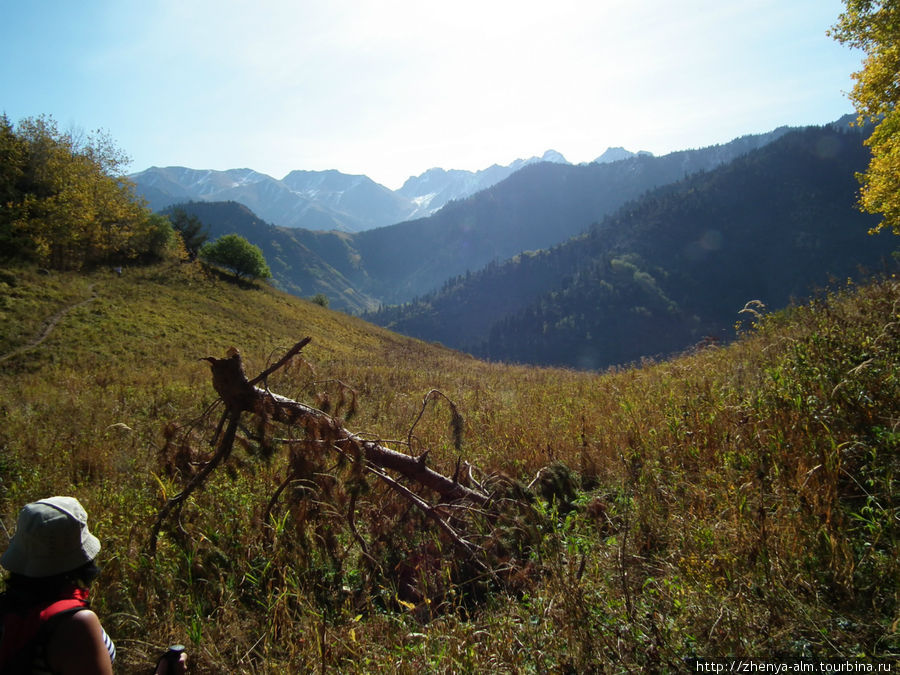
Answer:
1;0;862;190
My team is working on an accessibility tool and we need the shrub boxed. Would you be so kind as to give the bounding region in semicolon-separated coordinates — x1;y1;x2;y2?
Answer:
199;234;271;281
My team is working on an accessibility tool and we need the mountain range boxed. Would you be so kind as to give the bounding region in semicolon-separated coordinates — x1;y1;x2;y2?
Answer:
166;122;798;304
149;115;896;369
131;150;573;233
129;135;787;238
366;123;895;369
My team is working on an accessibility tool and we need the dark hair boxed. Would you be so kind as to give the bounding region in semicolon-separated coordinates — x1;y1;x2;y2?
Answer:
2;560;101;605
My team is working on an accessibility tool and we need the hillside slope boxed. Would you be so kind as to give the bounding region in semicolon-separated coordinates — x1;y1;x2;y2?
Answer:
162;201;380;312
368;123;896;369
0;263;896;670
347;123;794;304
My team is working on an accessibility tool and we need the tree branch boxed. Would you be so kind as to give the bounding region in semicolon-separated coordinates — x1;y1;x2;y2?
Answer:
150;339;490;555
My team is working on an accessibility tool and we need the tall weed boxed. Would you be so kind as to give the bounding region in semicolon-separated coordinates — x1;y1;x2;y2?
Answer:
0;263;896;671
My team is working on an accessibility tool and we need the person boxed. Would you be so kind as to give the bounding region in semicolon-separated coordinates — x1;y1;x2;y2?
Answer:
0;496;187;674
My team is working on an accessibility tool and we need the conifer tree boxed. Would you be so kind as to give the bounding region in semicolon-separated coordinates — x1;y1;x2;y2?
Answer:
168;207;209;258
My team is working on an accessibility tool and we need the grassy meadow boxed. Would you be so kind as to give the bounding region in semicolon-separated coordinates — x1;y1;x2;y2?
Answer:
0;261;897;672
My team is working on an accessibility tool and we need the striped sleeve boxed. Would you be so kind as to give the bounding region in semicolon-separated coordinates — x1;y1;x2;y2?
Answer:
101;626;116;663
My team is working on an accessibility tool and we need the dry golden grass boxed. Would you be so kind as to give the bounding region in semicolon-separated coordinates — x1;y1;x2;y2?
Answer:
0;262;897;672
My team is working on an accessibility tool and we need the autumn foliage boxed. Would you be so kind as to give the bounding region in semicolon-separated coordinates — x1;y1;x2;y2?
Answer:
0;114;176;269
832;0;900;234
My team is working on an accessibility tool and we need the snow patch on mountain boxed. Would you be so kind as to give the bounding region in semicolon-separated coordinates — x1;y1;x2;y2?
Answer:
130;150;573;232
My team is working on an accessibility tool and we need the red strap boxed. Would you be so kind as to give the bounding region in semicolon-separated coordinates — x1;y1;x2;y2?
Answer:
38;587;90;622
0;587;90;667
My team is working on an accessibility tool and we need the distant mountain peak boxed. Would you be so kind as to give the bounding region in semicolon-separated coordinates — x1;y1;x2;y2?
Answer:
132;150;578;233
540;149;568;163
396;150;571;215
593;147;653;164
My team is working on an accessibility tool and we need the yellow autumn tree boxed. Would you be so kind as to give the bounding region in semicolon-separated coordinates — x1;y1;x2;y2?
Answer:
1;114;170;268
831;0;900;234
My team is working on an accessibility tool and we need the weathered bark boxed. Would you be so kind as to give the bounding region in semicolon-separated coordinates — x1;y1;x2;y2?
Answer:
205;345;489;505
149;338;490;554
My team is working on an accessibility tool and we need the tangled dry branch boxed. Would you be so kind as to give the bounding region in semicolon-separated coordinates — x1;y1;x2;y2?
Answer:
149;338;493;557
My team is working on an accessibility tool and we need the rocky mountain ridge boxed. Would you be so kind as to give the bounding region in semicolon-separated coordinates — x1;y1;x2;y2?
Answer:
130;149;577;233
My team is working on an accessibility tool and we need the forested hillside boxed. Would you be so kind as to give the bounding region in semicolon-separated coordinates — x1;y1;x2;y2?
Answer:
161;201;379;312
368;123;896;369
348;123;795;304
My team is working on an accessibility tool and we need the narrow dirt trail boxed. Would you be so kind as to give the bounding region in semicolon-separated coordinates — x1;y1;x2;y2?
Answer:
0;284;97;364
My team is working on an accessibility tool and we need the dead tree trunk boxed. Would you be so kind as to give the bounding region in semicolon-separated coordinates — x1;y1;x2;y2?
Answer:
149;338;489;554
207;344;488;504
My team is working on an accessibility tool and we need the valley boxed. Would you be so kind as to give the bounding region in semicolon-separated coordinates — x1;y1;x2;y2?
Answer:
1;105;897;671
0;262;896;670
146;117;897;371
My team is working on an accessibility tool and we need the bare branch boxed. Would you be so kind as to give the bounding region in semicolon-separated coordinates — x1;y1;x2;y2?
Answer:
407;389;464;452
250;337;312;386
149;412;240;554
151;341;491;555
205;348;489;504
363;462;486;568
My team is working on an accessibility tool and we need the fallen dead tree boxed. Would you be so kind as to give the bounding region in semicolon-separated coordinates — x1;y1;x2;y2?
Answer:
149;338;574;605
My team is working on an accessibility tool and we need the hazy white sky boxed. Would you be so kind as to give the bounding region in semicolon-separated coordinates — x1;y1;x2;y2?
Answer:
1;0;861;189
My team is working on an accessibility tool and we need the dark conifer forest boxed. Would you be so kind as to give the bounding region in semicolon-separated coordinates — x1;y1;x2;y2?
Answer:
368;124;896;369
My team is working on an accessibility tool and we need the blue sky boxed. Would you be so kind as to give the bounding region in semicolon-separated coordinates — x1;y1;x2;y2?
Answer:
1;0;861;189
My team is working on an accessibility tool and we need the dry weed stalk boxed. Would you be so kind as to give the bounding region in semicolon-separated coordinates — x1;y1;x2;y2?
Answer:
149;338;500;564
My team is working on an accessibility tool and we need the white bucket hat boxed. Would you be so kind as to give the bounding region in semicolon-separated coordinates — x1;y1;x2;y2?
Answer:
1;496;101;578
